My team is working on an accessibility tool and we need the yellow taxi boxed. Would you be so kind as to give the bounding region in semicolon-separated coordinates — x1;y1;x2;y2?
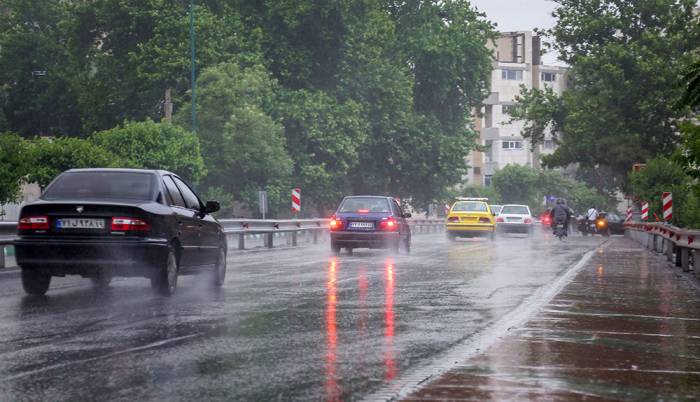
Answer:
445;198;496;240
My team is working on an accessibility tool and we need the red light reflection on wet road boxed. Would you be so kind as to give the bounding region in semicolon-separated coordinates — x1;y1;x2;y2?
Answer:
325;258;340;402
384;258;396;381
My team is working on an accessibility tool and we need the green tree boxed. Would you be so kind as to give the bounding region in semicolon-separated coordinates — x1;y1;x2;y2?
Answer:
27;137;120;188
0;132;29;204
91;119;205;183
176;62;292;215
514;0;700;193
631;157;700;227
492;165;541;212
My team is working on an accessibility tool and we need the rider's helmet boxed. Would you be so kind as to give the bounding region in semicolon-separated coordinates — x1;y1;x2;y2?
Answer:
556;198;566;205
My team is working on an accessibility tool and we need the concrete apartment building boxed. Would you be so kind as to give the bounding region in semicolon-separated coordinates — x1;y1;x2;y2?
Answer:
468;31;569;186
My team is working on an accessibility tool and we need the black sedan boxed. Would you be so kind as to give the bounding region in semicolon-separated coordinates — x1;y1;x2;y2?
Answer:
329;196;411;254
14;168;226;296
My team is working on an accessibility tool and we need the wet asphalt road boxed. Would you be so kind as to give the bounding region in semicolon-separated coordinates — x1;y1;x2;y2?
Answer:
0;230;604;401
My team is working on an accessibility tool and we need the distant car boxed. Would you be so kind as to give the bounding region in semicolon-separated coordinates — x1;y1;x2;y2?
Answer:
497;204;534;235
445;198;496;241
489;205;503;216
603;212;625;235
14;168;226;296
329;196;411;255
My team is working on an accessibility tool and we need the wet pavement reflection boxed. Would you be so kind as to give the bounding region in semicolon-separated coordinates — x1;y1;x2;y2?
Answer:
405;238;700;401
0;231;603;401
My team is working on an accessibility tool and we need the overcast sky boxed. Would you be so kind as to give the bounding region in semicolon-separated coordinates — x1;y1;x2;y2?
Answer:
468;0;562;64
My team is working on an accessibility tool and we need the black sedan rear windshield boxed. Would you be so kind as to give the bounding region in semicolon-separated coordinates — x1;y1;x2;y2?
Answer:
43;172;156;201
339;197;391;213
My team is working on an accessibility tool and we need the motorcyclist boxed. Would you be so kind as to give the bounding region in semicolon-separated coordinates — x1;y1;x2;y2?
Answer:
549;198;572;235
586;206;599;222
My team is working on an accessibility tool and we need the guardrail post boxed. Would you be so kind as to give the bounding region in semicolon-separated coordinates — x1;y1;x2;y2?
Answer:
266;233;274;248
292;231;298;247
665;239;674;261
681;247;690;272
694;250;700;279
238;233;245;250
675;245;683;267
313;230;318;244
0;246;5;269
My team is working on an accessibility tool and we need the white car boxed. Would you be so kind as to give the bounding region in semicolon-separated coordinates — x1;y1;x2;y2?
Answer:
496;204;534;235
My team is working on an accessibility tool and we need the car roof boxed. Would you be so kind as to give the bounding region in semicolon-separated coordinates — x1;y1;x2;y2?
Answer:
66;168;174;176
343;195;393;200
502;204;529;208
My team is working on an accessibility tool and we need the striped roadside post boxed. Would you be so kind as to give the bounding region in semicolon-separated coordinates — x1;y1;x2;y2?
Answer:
626;207;633;222
641;202;649;221
291;188;301;214
662;192;673;222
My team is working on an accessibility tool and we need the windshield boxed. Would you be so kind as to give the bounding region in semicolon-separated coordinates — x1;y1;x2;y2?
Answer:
452;202;488;212
339;197;390;213
43;172;156;201
501;205;530;215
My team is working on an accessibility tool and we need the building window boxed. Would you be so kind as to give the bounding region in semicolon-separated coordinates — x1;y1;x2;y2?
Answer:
502;104;517;115
501;69;523;81
543;139;556;149
485;140;493;161
541;72;557;82
484;175;493;186
502;140;523;150
473;167;481;175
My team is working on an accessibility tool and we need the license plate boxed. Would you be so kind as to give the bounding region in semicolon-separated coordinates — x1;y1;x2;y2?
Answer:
349;222;374;229
56;218;105;229
507;218;522;222
556;224;565;229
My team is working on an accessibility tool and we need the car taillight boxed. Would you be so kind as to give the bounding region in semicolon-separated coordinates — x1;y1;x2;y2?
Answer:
18;215;49;230
447;216;460;222
496;217;504;223
479;217;491;223
329;216;343;231
111;217;150;232
524;218;533;224
358;209;369;214
379;217;398;231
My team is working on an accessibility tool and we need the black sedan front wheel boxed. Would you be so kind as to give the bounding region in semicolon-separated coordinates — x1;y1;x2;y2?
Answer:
22;269;51;296
211;247;226;287
151;248;179;296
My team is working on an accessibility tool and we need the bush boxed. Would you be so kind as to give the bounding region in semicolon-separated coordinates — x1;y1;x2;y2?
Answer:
91;119;206;183
0;132;30;204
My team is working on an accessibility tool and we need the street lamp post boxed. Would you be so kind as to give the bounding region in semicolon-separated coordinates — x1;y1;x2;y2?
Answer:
189;0;197;132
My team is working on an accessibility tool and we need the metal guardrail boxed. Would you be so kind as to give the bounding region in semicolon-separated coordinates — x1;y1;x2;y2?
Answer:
625;222;700;276
0;218;445;269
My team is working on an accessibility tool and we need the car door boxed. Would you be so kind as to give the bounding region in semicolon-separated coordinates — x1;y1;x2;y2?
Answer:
172;176;220;267
162;175;200;268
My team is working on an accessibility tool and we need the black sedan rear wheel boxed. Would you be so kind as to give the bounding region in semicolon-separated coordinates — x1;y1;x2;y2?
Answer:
151;248;179;296
22;269;51;296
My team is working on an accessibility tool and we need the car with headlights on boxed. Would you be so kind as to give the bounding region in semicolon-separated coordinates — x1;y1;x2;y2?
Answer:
496;204;534;235
445;198;496;240
329;196;411;255
14;168;226;296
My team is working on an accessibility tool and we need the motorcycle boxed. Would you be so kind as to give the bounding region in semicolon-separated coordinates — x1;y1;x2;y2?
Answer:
578;215;610;236
553;222;567;240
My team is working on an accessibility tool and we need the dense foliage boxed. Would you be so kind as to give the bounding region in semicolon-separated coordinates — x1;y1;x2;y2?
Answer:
0;0;496;216
509;0;700;194
490;164;613;215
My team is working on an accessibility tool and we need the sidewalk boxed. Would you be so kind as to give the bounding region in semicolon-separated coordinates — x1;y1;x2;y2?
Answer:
404;238;700;401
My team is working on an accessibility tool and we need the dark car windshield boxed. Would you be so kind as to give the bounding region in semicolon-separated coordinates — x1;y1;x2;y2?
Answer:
43;172;156;201
339;197;391;213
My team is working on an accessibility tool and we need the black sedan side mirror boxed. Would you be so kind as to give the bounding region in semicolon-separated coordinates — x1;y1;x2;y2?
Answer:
204;200;220;214
403;212;412;218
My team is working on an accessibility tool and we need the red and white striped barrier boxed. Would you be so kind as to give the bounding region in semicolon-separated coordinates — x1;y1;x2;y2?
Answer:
626;207;633;222
291;188;301;214
663;192;672;221
641;202;649;221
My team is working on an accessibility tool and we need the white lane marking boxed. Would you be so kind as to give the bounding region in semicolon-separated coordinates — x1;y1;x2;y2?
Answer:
1;333;200;382
362;246;600;402
540;310;700;322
